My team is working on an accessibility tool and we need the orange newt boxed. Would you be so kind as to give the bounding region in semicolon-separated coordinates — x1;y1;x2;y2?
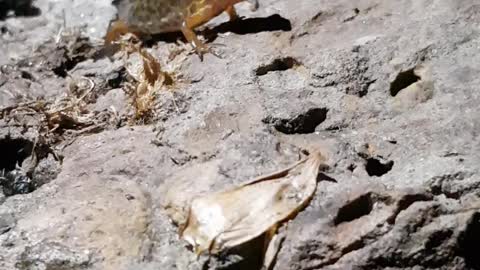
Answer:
106;0;259;59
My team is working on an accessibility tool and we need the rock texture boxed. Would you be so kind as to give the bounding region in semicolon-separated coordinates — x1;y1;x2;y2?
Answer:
1;0;480;269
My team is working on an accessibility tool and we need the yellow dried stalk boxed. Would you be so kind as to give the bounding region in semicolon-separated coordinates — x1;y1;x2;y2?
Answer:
122;44;175;122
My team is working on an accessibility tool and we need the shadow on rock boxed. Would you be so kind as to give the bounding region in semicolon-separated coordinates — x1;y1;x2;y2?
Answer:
143;14;292;46
0;0;41;20
204;14;292;42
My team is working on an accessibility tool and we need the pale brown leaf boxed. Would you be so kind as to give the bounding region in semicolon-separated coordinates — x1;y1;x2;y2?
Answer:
180;151;326;256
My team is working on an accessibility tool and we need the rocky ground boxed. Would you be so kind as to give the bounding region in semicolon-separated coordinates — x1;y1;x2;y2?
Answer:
1;0;480;269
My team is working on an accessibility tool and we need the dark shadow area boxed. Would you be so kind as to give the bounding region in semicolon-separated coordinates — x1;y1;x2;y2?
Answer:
425;229;453;250
255;57;300;76
263;108;328;135
458;212;480;269
0;137;35;196
206;14;291;37
0;137;33;172
51;36;95;78
317;172;337;183
199;233;266;270
203;14;292;42
144;31;186;47
0;137;57;196
144;14;292;46
0;0;41;20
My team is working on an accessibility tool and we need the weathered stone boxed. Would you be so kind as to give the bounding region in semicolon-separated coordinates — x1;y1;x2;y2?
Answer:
0;0;479;269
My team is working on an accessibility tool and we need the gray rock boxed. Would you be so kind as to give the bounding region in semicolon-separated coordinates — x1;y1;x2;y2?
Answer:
0;0;480;269
0;211;15;234
15;241;93;270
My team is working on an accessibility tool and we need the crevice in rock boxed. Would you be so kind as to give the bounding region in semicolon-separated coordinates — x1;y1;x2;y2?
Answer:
0;137;58;196
431;188;461;200
386;193;434;224
458;212;480;269
425;229;453;249
255;57;300;76
51;50;83;78
340;238;365;256
428;172;475;200
0;137;34;172
51;36;95;78
262;108;328;134
0;138;35;196
390;68;420;97
304;237;368;270
365;158;394;177
310;11;324;24
334;193;373;225
107;66;127;89
342;8;360;22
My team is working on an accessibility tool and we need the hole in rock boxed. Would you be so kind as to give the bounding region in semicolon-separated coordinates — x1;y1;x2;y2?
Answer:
263;108;328;134
347;164;356;172
458;213;480;269
20;70;34;81
255;57;300;76
365;158;394;177
334;193;373;225
390;68;420;97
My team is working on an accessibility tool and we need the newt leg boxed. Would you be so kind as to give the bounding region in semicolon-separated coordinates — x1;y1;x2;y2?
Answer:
225;5;239;21
181;3;225;60
180;22;208;60
104;20;142;45
105;20;130;45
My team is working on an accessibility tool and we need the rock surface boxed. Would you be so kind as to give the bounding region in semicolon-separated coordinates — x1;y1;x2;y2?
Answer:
1;0;480;269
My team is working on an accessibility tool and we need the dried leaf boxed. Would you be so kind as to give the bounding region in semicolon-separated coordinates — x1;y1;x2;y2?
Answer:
262;228;284;270
180;151;326;256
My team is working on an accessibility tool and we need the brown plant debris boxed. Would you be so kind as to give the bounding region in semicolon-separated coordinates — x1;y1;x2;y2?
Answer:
1;76;110;148
110;34;177;124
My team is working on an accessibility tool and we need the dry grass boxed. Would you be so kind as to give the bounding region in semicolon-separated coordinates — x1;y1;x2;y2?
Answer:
113;36;178;124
